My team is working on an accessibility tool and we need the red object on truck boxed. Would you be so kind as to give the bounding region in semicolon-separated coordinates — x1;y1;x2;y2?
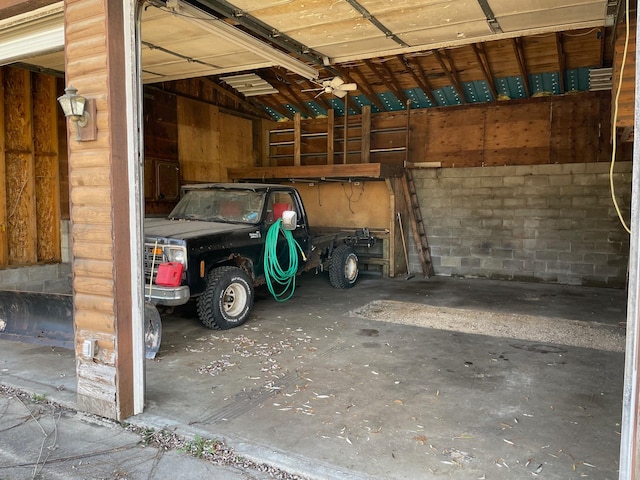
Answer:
156;262;184;286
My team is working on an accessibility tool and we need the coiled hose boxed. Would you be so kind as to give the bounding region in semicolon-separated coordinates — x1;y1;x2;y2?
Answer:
263;218;306;302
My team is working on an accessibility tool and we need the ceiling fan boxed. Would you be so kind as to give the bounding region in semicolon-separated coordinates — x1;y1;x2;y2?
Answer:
303;76;357;98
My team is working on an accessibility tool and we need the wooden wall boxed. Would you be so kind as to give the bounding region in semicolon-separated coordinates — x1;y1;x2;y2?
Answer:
613;15;636;133
0;66;62;268
270;91;613;170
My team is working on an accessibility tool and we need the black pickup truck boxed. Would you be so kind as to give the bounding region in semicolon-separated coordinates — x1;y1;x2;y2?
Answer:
143;183;374;330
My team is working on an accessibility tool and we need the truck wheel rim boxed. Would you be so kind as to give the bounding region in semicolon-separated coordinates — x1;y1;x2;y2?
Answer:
223;282;247;317
345;254;358;280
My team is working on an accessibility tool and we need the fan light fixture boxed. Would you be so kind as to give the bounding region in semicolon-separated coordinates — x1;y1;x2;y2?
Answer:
303;76;357;98
57;85;97;142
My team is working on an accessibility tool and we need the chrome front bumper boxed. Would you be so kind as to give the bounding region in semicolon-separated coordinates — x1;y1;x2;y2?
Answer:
145;284;190;306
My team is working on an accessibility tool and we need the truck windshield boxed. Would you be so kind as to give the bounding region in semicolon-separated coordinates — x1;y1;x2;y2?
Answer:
168;189;265;224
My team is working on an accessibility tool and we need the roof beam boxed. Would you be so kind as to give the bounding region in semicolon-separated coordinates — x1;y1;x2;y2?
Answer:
259;97;294;120
511;38;531;97
203;77;270;118
338;65;386;112
555;32;566;94
470;43;498;100
398;54;438;106
364;59;406;105
381;58;410;104
432;50;467;104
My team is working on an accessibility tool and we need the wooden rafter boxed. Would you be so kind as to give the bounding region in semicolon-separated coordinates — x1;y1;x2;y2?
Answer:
299;79;333;111
470;43;498;100
432;50;467;104
276;82;314;117
364;59;406;104
338;65;386;112
259;96;293;120
555;32;566;94
511;37;531;97
380;58;409;104
202;77;270;118
398;54;438;106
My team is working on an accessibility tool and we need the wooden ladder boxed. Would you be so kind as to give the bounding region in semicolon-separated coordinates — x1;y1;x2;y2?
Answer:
401;169;434;277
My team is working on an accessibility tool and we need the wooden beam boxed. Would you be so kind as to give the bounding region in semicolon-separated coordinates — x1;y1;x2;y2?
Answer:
202;77;270;118
280;83;314;117
432;50;467;104
228;162;403;181
0;68;6;266
380;58;409;103
327;109;335;165
342;95;348;164
398;54;438;105
341;65;386;111
365;59;406;104
511;38;531;97
361;104;371;163
555;32;566;94
471;43;499;100
260;97;293;120
294;112;301;166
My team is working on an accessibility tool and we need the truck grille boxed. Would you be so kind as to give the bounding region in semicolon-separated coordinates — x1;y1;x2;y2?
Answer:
144;243;167;279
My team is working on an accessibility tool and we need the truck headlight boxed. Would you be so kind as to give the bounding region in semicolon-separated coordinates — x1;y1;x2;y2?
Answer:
164;246;187;266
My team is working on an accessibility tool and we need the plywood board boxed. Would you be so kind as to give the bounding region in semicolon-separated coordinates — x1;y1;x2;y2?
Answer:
33;73;60;263
177;97;221;182
4;67;36;266
219;112;254;181
0;68;6;266
614;16;636;130
484;102;551;165
424;107;485;167
295;181;390;230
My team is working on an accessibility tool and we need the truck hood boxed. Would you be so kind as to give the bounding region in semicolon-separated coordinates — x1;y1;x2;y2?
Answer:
144;218;252;240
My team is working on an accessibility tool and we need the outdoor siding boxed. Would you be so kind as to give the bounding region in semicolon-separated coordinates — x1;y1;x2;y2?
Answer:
412;162;631;287
64;0;121;419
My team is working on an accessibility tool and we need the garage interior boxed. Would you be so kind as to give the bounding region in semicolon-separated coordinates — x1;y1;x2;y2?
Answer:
0;0;638;478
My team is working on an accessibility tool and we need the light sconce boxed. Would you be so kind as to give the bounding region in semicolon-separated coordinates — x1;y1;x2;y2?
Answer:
57;85;97;141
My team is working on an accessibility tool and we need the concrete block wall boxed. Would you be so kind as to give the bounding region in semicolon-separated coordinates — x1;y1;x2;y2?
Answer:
0;263;72;294
412;162;631;288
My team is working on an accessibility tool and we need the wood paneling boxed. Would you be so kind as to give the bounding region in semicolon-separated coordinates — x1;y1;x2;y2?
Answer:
177;97;220;182
614;16;636;131
4;67;36;266
33;74;60;263
0;69;6;266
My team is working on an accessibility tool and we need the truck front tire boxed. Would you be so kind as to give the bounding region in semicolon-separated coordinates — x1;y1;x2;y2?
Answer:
197;266;254;329
329;245;359;289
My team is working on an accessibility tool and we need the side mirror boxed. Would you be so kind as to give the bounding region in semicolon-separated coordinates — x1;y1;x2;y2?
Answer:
281;210;297;230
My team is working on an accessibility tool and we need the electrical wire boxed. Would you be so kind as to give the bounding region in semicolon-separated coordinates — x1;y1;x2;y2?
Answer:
610;0;631;234
263;218;306;302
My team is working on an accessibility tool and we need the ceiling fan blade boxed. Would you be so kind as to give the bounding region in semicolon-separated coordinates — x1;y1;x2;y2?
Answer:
334;89;348;98
330;76;345;88
339;83;357;91
301;87;323;93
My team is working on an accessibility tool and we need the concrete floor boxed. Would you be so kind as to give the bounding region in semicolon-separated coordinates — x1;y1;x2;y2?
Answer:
0;273;628;479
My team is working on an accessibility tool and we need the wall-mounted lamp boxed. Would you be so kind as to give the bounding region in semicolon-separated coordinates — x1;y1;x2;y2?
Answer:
57;85;97;141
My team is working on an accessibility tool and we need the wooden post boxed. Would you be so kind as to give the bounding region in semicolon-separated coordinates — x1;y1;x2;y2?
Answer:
361;105;371;163
294;112;301;166
0;68;6;266
327;109;334;165
342;96;348;164
65;0;138;420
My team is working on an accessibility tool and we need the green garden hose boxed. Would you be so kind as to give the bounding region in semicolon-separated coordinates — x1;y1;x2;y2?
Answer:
263;219;306;302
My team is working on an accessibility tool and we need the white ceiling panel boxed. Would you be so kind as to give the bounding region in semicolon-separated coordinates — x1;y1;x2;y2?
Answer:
497;4;609;33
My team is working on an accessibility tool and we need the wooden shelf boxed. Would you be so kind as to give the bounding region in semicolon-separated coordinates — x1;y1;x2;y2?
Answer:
228;163;403;182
